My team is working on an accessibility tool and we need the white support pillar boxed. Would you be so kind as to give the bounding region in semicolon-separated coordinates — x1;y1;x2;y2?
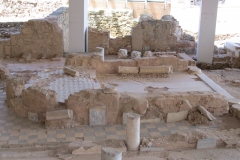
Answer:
197;0;218;64
69;0;88;53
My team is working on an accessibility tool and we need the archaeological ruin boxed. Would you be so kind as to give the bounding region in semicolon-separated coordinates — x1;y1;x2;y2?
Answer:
0;0;240;159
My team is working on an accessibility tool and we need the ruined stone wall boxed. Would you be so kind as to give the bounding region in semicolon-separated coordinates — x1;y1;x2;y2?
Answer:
89;0;171;19
88;28;110;54
88;9;136;38
132;15;182;52
0;19;63;59
48;7;69;53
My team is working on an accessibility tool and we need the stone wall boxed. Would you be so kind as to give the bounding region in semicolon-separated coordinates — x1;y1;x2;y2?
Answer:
0;18;63;59
88;9;136;38
132;15;182;52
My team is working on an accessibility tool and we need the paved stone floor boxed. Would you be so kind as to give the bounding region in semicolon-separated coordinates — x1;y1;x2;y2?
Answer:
0;90;219;145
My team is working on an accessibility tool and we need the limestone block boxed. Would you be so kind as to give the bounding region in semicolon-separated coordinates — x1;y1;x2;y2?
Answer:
118;66;139;74
139;66;173;74
89;106;106;126
166;110;188;123
45;118;75;129
143;51;153;57
22;86;58;114
198;106;216;121
131;51;141;59
101;147;122;160
197;138;216;149
64;66;79;77
46;109;73;121
132;28;142;51
118;49;128;59
28;112;38;122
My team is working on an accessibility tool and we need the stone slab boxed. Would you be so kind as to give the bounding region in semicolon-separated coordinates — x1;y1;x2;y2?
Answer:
89;107;106;126
46;109;73;121
118;66;139;74
197;138;216;149
166;110;188;123
139;66;172;74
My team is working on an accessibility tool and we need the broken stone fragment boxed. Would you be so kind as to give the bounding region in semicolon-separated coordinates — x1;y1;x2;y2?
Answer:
198;106;216;121
118;49;128;59
179;99;193;111
0;65;10;79
101;147;122;160
131;50;141;59
139;66;173;74
118;66;139;74
197;138;216;149
166;110;188;123
143;51;153;57
64;66;79;77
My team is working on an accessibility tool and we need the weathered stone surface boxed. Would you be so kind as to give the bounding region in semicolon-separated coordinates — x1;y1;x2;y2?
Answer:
1;19;63;59
131;50;141;59
197;138;216;149
120;93;148;116
67;89;119;125
9;98;27;118
28;112;38;122
118;49;128;59
64;66;79;77
89;106;106;126
179;99;193;111
231;104;240;119
72;145;102;155
118;66;139;74
139;66;173;74
22;86;58;114
6;76;25;105
154;92;228;117
101;147;122;160
140;147;164;152
228;98;240;106
45;118;74;129
0;65;9;79
166;110;188;123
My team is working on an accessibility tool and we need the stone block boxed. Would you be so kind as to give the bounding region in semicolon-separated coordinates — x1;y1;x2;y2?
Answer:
197;138;216;149
101;147;122;160
166;110;188;123
228;98;240;106
64;66;79;77
231;104;240;119
139;66;173;74
143;51;153;57
28;112;38;122
102;83;118;94
46;109;73;121
6;76;25;101
89;106;106;126
131;50;141;59
118;66;139;74
118;49;128;59
9;98;27;118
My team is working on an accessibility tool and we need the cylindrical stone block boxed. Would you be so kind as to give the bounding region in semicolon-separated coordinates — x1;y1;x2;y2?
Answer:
139;66;173;74
101;147;122;160
126;113;140;151
118;66;139;74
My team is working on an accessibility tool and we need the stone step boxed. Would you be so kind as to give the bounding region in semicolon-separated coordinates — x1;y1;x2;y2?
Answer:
46;109;73;121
